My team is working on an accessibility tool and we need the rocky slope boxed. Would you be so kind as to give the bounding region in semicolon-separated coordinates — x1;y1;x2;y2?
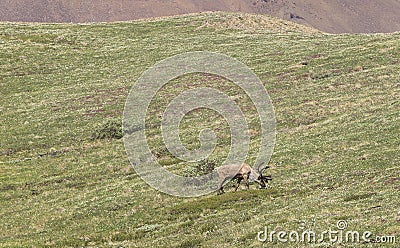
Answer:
1;0;400;33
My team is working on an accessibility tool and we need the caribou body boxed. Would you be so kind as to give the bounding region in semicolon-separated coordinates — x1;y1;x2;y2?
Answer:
216;163;271;194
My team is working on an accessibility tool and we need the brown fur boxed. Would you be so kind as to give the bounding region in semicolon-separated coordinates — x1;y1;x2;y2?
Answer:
216;163;269;194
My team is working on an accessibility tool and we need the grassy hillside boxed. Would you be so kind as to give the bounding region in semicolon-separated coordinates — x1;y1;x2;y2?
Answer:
1;13;399;247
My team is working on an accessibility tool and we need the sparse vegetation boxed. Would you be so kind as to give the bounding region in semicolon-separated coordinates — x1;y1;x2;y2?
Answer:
0;12;399;247
91;118;123;140
184;159;217;177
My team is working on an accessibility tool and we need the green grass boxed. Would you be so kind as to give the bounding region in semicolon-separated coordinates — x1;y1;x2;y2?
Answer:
1;12;399;247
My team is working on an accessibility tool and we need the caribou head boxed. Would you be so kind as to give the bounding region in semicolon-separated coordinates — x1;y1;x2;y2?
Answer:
249;164;272;189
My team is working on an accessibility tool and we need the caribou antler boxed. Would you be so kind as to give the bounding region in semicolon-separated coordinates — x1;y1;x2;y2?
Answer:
257;162;270;174
262;175;272;181
257;162;272;182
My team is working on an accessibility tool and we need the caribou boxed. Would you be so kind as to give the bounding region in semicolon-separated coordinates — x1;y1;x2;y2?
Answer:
216;163;272;194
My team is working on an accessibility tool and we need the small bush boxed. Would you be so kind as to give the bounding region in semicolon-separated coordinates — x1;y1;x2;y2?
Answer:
91;119;122;140
179;239;202;248
183;159;217;177
195;159;217;175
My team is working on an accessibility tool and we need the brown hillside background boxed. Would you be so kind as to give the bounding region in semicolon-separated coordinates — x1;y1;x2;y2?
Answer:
1;0;400;33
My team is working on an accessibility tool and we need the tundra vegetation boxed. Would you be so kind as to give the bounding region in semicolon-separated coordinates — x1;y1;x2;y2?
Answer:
1;12;399;247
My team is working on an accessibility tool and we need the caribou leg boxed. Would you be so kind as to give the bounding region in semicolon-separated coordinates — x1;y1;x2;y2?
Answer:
243;173;250;190
217;177;226;194
234;178;243;191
